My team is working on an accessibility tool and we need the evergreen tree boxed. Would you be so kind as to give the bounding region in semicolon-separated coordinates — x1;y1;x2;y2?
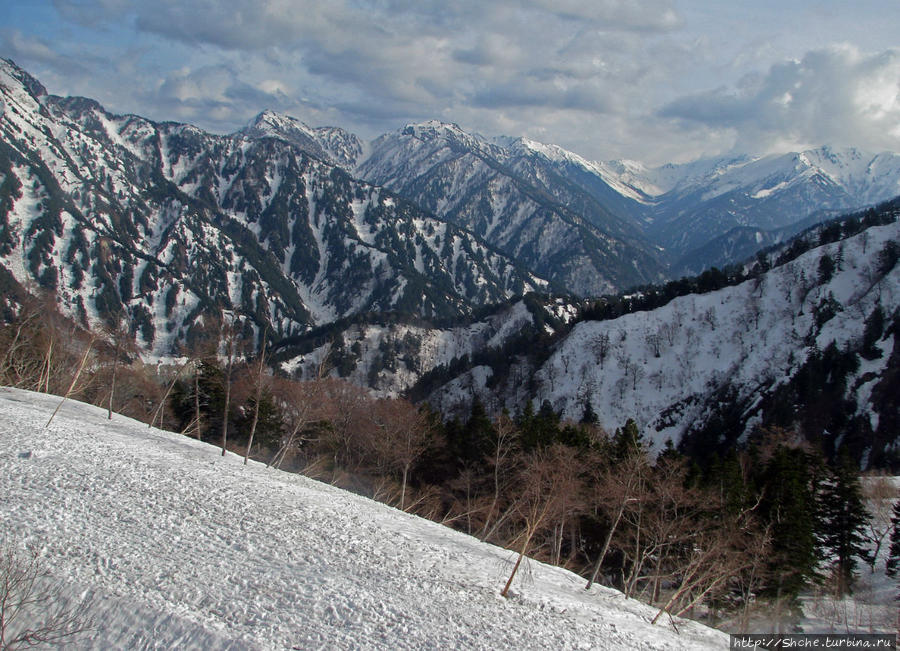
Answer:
580;401;598;425
860;304;885;360
611;418;643;461
817;452;872;595
758;446;821;601
886;500;900;578
817;253;835;284
704;449;749;515
517;400;560;450
449;399;495;469
170;358;226;440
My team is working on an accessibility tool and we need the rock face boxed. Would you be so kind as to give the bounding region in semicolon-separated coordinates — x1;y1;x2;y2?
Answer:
0;59;543;356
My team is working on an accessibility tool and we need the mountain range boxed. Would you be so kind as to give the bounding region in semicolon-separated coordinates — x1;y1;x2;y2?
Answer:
0;59;543;357
277;203;900;468
2;58;900;467
4;58;899;314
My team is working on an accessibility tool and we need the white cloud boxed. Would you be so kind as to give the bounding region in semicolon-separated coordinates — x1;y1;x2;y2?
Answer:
659;45;900;155
7;2;900;165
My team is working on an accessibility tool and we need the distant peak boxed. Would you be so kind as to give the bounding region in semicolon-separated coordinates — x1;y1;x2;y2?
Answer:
247;109;305;129
239;109;363;168
415;119;461;129
401;120;468;138
0;58;47;99
398;121;495;154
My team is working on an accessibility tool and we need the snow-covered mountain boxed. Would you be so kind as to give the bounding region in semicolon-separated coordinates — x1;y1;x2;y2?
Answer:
271;202;900;469
356;121;666;296
2;56;899;467
351;115;900;276
0;387;727;649
421;209;900;468
607;147;900;259
0;59;543;356
237;110;364;169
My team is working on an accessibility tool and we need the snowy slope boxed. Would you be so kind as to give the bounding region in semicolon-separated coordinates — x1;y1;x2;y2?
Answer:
427;217;900;460
276;299;548;396
0;387;727;649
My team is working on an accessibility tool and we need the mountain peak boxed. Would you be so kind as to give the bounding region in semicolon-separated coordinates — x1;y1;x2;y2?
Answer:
247;109;308;132
239;110;363;168
395;120;500;160
400;120;486;144
405;119;462;131
0;58;47;100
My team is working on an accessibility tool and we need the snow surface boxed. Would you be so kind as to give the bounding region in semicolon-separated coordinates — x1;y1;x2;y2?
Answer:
429;219;900;451
0;388;727;650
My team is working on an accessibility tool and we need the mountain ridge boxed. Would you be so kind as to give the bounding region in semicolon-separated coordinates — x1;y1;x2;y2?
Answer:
241;104;900;272
0;58;544;357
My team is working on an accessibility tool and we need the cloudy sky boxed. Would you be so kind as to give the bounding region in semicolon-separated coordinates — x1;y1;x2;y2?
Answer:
2;0;900;165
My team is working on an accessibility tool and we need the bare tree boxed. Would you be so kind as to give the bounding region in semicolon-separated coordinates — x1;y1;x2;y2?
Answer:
0;541;94;650
861;475;899;573
266;377;320;470
545;445;588;567
660;321;678;347
591;332;611;367
479;411;520;541
650;497;768;625
616;351;633;382
101;311;136;421
626;362;644;391
445;466;482;535
149;359;191;430
368;398;435;511
0;295;80;395
645;332;662;358
317;378;373;473
500;445;581;598
45;336;94;429
585;452;650;590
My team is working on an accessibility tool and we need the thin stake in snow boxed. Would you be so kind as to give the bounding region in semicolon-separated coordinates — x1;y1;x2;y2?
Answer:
149;360;190;430
45;337;93;429
221;315;237;457
244;324;268;465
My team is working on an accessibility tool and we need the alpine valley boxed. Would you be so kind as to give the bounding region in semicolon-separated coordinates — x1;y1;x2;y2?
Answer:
2;58;900;466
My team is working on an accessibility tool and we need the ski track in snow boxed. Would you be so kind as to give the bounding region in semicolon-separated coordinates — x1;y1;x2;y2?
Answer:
0;388;727;650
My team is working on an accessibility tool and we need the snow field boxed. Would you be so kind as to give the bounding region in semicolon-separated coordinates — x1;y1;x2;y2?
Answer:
0;388;727;650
